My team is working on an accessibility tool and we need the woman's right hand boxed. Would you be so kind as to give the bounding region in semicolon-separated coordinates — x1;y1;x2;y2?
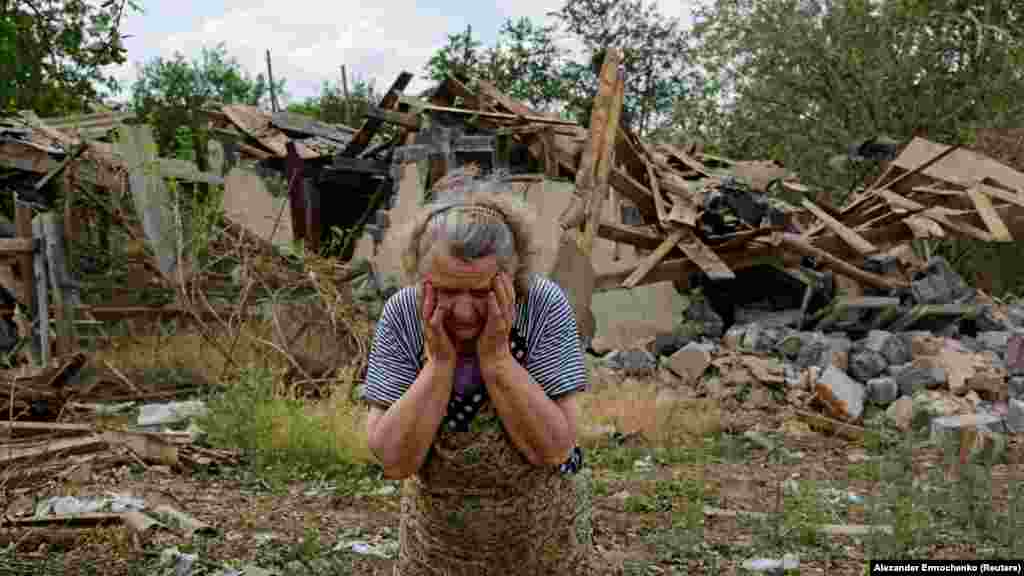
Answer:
421;281;456;365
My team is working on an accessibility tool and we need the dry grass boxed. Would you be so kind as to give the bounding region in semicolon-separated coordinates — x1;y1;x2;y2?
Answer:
577;374;722;450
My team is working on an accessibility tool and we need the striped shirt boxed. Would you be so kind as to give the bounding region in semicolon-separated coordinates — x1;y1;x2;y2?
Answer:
362;274;589;407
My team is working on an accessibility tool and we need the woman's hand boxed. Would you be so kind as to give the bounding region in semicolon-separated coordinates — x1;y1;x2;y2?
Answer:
478;272;516;374
421;281;456;366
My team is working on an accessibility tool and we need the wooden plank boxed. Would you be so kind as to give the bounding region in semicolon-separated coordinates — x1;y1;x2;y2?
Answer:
33;143;88;194
608;167;657;221
343;71;413;158
0;238;37;254
876;189;994;242
800;198;878;255
0;434;104;464
270;110;355;142
975;181;1024;209
659;144;714;178
647;163;668;223
967;185;1012;241
581;55;625;257
674;227;735;280
15;203;33;313
365;106;421;130
892;137;1024;193
778;233;908;291
876;141;964;192
597;249;782;291
402;100;578;126
597;221;663;250
221;105;319;159
622;227;687;288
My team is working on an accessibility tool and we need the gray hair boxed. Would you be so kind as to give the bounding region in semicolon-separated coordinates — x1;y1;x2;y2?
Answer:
398;167;537;297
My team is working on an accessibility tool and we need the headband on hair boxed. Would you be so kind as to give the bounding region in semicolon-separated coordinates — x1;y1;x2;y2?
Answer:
428;203;506;225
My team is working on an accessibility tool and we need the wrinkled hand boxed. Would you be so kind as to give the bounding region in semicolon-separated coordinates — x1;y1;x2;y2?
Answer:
420;281;456;366
478;272;516;371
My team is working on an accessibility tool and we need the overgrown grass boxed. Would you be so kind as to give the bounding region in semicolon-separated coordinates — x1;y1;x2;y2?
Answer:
198;365;377;486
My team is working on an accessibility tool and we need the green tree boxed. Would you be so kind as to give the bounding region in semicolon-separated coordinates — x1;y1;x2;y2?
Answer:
0;0;140;116
688;0;1024;195
550;0;693;135
287;74;382;127
424;25;486;86
131;43;284;167
424;19;572;113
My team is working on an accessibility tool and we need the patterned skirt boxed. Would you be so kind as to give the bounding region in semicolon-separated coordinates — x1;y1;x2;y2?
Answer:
393;401;600;576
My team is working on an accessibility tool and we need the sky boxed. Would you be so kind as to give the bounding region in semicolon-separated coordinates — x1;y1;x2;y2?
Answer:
104;0;696;105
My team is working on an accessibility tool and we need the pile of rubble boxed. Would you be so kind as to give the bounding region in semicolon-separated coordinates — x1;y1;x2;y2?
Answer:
595;256;1024;442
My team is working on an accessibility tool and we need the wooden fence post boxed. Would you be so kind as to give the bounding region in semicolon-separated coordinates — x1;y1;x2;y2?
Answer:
32;217;49;366
41;213;74;356
15;202;33;314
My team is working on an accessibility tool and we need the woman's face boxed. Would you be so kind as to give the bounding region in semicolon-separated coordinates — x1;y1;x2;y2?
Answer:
426;252;500;349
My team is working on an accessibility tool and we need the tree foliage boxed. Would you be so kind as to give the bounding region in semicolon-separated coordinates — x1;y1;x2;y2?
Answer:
549;0;693;135
424;19;571;113
287;74;383;128
131;43;283;160
423;3;694;135
687;0;1024;194
0;0;139;116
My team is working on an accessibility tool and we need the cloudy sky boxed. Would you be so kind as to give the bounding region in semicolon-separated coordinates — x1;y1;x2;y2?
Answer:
105;0;695;105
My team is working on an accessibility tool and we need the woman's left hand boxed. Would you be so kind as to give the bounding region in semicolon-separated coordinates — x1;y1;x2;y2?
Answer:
478;272;516;372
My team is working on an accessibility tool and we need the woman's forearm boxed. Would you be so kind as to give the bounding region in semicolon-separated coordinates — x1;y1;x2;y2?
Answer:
482;356;574;466
367;360;454;479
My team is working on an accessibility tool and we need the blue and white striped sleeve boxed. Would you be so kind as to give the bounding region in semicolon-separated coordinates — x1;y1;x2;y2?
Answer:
526;278;590;398
361;288;422;408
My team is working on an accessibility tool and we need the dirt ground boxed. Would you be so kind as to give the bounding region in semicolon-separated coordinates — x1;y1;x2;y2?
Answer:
4;427;1022;576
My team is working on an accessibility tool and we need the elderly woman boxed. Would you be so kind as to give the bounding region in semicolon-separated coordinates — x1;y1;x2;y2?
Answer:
361;169;594;575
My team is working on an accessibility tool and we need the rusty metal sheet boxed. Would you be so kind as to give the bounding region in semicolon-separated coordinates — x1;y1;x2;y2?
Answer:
221;105;321;159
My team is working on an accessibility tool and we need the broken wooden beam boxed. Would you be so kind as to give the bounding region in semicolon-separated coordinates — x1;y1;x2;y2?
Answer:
341;71;413;157
876;189;995;242
778;233;908;291
365;106;421;130
674;227;736;281
622;226;688;288
966;185;1013;241
581;67;625;256
800;198;878;255
596;249;783;292
401;100;579;126
597;221;663;250
608;167;658;221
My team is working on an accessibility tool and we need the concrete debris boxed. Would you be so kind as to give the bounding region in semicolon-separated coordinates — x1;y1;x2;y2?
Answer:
892;363;947;396
815;365;865;421
601;348;657;376
859;330;912;366
848;348;889;382
1008;332;1024;374
911;257;974;306
867;377;900;405
796;334;851;372
1009;377;1024;399
1007;398;1024;433
666;341;713;383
